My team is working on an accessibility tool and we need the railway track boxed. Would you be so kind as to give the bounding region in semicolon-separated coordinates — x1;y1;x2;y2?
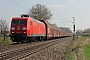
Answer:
0;43;31;53
0;41;44;52
0;37;71;60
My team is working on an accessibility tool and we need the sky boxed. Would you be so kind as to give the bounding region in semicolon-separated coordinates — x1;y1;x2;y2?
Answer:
0;0;90;31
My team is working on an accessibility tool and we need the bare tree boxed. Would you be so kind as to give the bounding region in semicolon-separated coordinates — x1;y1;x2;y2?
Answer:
0;19;9;41
76;29;83;36
83;28;90;33
28;4;52;20
82;28;90;36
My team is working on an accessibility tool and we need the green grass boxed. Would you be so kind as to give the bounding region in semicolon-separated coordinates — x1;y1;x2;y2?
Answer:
67;52;74;60
0;37;13;45
66;41;74;60
77;36;90;40
67;36;90;60
83;43;90;60
77;36;90;60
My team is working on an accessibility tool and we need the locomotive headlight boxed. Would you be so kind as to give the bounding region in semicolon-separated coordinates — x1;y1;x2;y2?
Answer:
11;27;15;30
22;27;26;30
12;32;15;33
23;32;26;33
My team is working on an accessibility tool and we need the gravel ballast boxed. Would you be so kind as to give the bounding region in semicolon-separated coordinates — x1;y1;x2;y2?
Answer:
24;37;72;60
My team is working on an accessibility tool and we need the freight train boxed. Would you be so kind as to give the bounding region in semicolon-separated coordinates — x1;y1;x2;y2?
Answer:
10;14;72;43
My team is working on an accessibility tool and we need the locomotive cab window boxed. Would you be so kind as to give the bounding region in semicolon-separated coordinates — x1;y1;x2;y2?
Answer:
11;20;19;25
20;20;27;25
12;20;27;25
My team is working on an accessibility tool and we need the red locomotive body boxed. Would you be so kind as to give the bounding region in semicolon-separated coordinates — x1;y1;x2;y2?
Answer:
10;15;46;42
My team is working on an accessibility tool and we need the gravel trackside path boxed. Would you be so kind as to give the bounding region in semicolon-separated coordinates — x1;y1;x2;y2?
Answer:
22;37;72;60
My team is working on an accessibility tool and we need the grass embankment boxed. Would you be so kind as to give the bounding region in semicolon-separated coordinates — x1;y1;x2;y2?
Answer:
83;42;90;60
0;37;13;45
67;41;74;60
67;36;90;60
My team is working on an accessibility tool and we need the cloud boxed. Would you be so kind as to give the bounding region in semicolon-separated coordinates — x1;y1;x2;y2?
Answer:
71;0;75;3
50;4;65;8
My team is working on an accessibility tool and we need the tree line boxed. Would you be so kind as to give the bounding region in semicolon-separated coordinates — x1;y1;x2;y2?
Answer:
76;29;90;36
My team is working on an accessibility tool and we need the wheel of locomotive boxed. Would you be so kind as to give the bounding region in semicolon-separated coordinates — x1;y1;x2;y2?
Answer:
21;40;25;43
39;37;42;41
36;37;41;41
32;37;36;42
21;38;27;43
43;37;46;41
12;38;19;44
36;37;39;41
41;37;44;41
39;37;44;41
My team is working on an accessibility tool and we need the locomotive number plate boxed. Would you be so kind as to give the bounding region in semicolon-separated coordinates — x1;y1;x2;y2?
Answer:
17;28;20;30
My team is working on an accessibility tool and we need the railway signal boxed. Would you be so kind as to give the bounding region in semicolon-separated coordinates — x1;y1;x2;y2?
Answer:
72;17;75;40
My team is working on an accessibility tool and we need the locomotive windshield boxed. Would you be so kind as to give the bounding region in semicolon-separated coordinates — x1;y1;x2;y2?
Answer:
12;20;27;25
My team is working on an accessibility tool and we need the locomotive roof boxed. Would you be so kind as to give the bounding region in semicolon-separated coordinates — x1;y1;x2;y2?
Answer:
32;18;44;24
12;17;29;19
12;17;44;24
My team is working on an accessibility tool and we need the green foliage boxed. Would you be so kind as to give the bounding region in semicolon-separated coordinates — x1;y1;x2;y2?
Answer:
67;52;74;60
77;36;90;40
77;36;86;40
67;36;90;60
0;37;13;45
84;43;90;60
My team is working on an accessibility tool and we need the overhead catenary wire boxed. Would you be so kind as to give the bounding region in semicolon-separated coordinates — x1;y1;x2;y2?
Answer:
11;0;62;20
45;0;72;23
58;0;71;16
11;0;72;23
57;0;73;23
20;0;30;9
49;0;73;23
49;0;64;18
11;0;29;10
45;0;62;19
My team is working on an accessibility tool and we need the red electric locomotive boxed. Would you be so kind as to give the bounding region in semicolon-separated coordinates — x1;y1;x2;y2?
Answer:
10;14;72;43
10;14;46;43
